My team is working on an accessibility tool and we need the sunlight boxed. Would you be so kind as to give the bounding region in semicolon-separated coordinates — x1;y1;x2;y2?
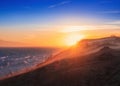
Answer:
64;33;84;46
61;26;87;33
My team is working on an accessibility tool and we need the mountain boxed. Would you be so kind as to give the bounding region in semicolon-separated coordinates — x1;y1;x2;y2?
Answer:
1;36;120;86
0;39;28;47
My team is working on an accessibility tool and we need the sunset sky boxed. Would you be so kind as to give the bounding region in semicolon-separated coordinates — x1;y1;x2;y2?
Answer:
0;0;120;47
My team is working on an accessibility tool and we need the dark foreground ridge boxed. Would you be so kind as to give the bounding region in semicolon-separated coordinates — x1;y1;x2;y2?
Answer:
1;36;120;86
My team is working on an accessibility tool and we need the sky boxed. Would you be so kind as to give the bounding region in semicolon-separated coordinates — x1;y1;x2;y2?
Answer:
0;0;120;47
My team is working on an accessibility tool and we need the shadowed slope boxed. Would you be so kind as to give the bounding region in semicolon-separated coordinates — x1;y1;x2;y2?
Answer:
1;37;120;86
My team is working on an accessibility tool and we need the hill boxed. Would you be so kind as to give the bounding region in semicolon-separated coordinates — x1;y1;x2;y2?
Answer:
1;36;120;86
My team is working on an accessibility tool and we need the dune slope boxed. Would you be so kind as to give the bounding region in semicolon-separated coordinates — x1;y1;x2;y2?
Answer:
1;36;120;86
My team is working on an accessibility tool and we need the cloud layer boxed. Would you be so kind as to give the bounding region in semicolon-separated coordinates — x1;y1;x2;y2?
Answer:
48;1;71;8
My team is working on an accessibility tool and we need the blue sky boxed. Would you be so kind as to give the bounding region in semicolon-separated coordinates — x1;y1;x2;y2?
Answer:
0;0;120;47
0;0;120;27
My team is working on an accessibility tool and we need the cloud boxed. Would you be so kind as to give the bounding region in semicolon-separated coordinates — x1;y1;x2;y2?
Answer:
48;1;71;8
107;21;120;25
99;11;120;14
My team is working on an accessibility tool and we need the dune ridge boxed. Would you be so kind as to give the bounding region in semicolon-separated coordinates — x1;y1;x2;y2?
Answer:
1;36;120;86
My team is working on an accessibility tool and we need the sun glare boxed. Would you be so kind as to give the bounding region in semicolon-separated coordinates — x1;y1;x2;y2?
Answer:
61;26;87;33
65;34;84;46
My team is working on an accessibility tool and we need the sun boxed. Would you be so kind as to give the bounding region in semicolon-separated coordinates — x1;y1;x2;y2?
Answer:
65;34;84;46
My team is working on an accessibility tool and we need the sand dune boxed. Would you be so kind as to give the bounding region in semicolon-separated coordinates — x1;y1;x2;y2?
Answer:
1;36;120;86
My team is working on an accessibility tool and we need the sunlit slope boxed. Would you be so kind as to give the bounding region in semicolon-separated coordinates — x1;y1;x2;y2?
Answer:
1;36;120;86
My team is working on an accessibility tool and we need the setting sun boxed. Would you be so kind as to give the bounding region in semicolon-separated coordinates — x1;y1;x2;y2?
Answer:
64;34;84;46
